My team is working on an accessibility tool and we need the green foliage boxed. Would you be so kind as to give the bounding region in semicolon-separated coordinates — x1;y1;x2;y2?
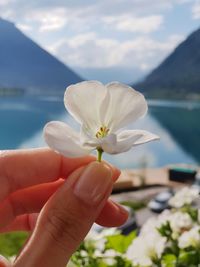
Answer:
105;231;136;254
71;251;108;267
157;221;172;240
112;256;132;267
178;250;200;267
162;254;177;267
0;231;28;257
181;206;198;222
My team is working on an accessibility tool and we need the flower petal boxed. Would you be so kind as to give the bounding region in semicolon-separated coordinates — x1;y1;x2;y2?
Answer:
118;130;160;145
64;81;108;134
104;82;148;132
103;130;159;154
44;121;92;157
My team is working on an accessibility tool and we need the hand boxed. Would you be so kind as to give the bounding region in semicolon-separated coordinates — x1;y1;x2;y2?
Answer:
0;148;128;267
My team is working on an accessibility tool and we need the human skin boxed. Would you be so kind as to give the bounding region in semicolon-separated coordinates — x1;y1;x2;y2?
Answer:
0;148;128;267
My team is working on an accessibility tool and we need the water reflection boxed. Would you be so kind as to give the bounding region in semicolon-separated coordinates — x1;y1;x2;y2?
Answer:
0;97;199;168
0;96;64;149
150;101;200;165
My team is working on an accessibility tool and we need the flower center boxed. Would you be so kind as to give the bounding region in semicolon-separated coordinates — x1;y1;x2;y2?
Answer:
96;126;109;138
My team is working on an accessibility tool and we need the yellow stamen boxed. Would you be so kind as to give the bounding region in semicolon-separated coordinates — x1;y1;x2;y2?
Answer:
96;126;110;138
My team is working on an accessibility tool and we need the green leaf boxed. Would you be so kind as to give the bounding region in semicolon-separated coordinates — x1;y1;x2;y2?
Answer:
157;221;172;239
113;256;133;267
180;206;198;222
178;250;200;266
188;208;198;222
105;231;136;254
162;254;177;267
0;231;28;257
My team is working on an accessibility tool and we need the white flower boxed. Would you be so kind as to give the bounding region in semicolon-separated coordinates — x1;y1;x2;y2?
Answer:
141;210;172;236
179;226;200;249
168;187;199;209
140;217;159;236
142;210;193;241
67;261;76;267
126;232;166;266
169;211;193;234
94;249;120;265
44;81;159;158
85;227;120;252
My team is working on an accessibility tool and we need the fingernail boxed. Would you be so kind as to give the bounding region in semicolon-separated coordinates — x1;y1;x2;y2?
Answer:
73;161;113;206
114;202;129;217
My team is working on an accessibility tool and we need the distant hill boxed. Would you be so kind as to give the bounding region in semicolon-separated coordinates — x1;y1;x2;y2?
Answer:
135;28;200;99
0;18;82;95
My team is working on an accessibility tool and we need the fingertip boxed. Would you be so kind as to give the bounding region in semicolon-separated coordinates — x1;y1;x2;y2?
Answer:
113;167;121;181
96;200;129;227
102;161;121;182
112;201;129;222
0;255;11;267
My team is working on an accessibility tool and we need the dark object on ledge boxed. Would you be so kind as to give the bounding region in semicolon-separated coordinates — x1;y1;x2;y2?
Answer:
148;189;174;213
169;167;197;183
118;206;137;235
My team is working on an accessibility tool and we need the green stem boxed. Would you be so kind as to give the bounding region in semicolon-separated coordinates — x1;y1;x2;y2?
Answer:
97;148;103;162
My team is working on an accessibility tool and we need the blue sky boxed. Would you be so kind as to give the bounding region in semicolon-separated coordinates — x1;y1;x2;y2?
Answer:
0;0;200;83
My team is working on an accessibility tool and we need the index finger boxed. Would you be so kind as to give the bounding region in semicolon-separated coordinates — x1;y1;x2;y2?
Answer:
0;148;120;202
0;148;95;201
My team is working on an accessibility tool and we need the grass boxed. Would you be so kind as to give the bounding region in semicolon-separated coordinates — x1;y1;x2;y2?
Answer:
0;232;29;258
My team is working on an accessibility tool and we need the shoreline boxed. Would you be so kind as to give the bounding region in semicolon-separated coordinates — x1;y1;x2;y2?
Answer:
115;166;198;191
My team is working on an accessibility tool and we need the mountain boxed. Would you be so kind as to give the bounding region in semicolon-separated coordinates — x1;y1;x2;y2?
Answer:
0;18;82;95
135;28;200;99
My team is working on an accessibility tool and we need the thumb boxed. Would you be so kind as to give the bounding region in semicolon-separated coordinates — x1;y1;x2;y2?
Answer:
14;161;113;267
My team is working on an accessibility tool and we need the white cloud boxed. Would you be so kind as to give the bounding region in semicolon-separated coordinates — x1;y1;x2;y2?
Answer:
192;0;200;19
0;0;194;35
177;0;193;3
67;32;98;47
47;32;184;70
16;23;33;32
0;0;13;6
27;8;68;32
103;15;164;33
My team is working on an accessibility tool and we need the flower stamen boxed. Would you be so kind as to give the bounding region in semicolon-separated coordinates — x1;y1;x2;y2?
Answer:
96;126;109;138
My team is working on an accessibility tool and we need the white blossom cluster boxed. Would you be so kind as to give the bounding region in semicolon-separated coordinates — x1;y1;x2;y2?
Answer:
168;187;199;208
126;187;200;266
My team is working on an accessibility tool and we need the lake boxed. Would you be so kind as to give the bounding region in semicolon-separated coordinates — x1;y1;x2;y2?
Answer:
0;96;200;169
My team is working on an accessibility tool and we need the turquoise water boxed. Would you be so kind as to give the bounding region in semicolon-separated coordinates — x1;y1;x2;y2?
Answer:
0;96;200;169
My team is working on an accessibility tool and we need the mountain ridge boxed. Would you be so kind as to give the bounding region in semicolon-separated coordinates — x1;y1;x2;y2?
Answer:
0;18;82;95
135;27;200;99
